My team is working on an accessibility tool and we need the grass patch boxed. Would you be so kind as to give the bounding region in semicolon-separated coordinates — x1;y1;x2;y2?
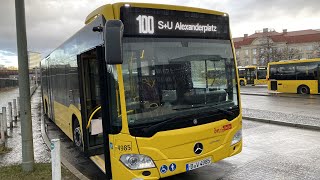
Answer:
0;146;12;155
0;163;78;180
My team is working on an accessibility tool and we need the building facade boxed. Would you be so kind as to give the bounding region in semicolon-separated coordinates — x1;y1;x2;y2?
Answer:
28;51;41;69
233;28;320;66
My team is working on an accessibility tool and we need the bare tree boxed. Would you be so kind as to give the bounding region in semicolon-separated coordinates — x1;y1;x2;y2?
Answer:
255;36;283;65
255;37;300;65
312;42;320;58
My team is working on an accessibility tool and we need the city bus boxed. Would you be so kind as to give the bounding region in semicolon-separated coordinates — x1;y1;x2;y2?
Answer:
268;58;320;94
238;66;267;86
41;2;242;179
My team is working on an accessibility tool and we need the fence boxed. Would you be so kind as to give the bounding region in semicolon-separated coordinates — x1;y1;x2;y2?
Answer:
0;79;19;90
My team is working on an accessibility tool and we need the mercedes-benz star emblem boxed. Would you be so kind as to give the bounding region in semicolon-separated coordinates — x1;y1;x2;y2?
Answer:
194;143;203;155
193;119;198;125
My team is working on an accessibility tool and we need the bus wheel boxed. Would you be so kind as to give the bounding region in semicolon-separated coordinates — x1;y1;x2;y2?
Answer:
73;119;82;148
240;81;245;86
298;85;310;94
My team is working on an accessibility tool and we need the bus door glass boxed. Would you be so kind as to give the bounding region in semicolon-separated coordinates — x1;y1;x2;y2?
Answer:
78;48;104;151
47;58;55;120
246;68;255;84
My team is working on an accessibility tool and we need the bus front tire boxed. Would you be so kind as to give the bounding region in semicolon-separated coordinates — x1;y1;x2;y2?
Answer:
298;85;310;94
73;119;83;148
240;81;245;86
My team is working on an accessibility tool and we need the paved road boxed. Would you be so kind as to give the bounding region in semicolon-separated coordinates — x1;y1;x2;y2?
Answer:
166;120;320;180
45;117;320;180
241;93;320;119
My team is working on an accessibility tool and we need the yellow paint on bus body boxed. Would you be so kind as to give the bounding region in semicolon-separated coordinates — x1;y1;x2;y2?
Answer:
268;58;320;94
268;80;318;94
46;2;242;179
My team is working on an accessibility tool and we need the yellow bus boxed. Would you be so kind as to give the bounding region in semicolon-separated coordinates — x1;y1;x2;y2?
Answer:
268;58;320;94
238;66;267;86
41;2;242;179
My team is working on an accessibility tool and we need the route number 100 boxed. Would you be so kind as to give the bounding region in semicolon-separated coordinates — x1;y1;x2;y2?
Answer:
136;15;155;34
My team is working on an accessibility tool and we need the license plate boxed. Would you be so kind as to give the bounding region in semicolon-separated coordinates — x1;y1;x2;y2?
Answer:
186;157;212;171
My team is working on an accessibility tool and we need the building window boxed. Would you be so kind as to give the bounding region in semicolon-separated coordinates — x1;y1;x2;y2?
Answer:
260;57;265;65
245;50;249;56
244;58;249;65
252;49;256;55
236;50;240;57
260;48;264;53
253;58;257;65
305;45;313;51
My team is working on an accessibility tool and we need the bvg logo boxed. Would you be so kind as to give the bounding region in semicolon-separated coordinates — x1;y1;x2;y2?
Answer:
214;124;232;134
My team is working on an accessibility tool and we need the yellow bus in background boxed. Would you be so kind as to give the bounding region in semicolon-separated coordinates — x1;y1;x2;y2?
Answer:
238;66;267;86
268;58;320;94
41;2;242;179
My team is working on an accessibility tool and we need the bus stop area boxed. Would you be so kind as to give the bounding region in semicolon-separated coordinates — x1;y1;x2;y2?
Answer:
39;86;320;180
2;85;320;179
240;85;320;129
38;85;320;179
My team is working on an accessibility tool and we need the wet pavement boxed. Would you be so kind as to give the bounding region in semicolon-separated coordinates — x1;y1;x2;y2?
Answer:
166;120;320;180
44;111;105;179
0;87;19;109
240;86;320;127
240;85;320;99
3;84;316;179
45;114;320;180
0;88;50;166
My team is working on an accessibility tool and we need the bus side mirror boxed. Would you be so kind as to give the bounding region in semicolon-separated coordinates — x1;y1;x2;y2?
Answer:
104;20;124;64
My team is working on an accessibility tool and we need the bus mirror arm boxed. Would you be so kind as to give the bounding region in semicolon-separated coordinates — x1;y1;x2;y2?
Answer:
104;20;124;64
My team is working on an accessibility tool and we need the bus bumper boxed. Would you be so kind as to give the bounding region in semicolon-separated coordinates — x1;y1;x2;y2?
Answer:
111;140;242;179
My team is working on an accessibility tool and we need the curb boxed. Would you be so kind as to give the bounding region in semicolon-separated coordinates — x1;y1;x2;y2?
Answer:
40;110;89;180
243;116;320;131
240;93;271;97
240;92;318;99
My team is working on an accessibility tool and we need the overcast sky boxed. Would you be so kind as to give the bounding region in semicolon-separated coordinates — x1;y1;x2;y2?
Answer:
1;0;320;67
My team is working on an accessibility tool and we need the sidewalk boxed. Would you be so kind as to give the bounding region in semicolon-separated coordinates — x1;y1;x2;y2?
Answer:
243;108;320;130
41;101;104;179
0;87;51;166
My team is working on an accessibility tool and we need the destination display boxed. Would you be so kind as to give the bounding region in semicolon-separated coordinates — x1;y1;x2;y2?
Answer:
120;7;230;39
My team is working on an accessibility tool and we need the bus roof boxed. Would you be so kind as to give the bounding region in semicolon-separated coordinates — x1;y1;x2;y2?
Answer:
85;2;226;24
268;58;320;65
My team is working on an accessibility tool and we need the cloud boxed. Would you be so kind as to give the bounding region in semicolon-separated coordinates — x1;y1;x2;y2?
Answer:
0;50;18;67
0;0;320;64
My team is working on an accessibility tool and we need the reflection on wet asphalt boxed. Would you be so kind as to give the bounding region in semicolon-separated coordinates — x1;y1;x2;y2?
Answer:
0;88;50;166
0;88;19;109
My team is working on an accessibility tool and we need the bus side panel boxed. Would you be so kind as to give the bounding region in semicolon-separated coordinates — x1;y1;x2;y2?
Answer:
276;80;318;94
254;79;267;85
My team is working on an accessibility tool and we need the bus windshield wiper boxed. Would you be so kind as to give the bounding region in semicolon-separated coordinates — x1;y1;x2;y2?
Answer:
142;113;197;135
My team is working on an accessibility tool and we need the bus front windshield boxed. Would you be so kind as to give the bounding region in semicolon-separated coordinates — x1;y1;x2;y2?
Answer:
122;37;239;136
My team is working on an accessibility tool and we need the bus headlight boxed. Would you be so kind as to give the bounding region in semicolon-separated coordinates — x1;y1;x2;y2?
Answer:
120;154;155;170
231;129;242;146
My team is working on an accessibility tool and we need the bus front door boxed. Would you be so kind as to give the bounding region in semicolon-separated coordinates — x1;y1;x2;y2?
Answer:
78;48;105;156
246;68;255;85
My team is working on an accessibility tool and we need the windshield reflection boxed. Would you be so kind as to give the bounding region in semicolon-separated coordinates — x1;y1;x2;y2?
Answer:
122;38;239;126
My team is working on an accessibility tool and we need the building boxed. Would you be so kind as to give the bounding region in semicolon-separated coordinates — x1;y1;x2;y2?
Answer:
233;28;320;66
28;51;41;69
